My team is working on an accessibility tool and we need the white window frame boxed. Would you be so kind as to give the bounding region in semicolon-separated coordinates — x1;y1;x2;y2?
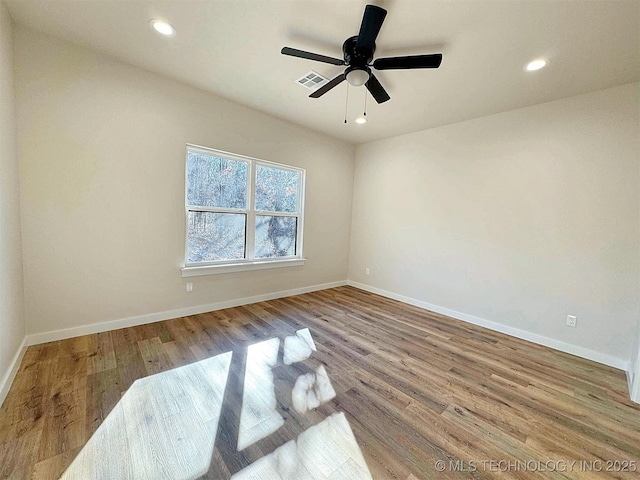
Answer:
182;144;305;277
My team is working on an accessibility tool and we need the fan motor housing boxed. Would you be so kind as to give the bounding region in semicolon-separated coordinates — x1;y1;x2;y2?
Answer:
343;36;375;68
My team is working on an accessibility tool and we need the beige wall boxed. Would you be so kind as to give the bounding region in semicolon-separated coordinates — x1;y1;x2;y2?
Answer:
10;20;640;394
0;2;25;400
14;26;354;336
632;311;640;401
350;83;640;366
632;185;640;400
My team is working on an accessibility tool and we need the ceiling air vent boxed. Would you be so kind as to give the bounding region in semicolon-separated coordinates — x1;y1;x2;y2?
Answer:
295;71;329;90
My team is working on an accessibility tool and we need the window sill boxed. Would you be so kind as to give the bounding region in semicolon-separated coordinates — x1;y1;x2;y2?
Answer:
181;258;306;277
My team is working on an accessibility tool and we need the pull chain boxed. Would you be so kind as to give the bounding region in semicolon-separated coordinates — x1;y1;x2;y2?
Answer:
364;89;368;118
344;84;349;124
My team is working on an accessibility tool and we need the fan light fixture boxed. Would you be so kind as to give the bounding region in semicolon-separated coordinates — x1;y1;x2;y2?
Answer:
346;68;370;86
150;19;175;36
525;58;548;71
281;4;443;108
355;116;367;124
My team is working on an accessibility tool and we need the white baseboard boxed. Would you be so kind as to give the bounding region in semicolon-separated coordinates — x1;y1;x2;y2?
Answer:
0;336;27;408
347;280;629;371
19;277;637;402
26;280;347;346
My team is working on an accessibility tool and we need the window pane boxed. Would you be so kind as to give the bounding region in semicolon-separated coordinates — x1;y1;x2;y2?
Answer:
187;151;248;209
255;216;297;258
187;211;245;262
255;165;299;213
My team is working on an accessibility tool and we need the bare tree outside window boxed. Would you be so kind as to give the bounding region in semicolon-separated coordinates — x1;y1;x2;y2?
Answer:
185;146;304;266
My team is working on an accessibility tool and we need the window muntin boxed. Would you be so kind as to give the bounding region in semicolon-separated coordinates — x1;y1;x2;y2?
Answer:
185;145;304;268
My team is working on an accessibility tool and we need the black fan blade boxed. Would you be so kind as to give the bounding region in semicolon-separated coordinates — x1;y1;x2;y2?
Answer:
355;5;387;51
309;74;346;98
281;47;344;66
365;74;390;104
373;54;443;70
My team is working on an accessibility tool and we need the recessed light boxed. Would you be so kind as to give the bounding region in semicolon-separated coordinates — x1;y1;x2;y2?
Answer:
355;116;367;125
150;19;175;36
525;58;548;72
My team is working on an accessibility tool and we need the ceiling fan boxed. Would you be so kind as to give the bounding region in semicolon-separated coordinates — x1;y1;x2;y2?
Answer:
281;4;442;104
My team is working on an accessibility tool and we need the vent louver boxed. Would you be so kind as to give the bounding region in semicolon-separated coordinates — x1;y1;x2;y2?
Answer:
295;71;329;90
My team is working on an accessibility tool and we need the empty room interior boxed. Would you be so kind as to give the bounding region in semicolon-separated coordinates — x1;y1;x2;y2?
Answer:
1;0;639;479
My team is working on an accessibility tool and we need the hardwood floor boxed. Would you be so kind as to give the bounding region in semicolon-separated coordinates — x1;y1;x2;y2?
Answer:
1;286;639;479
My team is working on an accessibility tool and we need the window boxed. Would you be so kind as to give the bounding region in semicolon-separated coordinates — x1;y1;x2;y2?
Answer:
183;145;305;276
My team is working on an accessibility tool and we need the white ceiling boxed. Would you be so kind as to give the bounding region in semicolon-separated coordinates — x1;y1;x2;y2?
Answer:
6;0;640;145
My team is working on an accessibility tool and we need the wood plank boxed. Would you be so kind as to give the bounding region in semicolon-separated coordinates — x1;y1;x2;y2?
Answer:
0;285;638;479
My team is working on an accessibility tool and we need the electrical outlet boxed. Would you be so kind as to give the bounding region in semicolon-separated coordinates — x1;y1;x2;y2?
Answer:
566;315;577;327
186;282;193;292
365;268;370;275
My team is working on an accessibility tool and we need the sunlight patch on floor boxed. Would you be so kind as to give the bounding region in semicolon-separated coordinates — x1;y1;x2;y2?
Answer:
237;337;284;451
61;351;232;480
60;328;371;479
232;413;371;480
